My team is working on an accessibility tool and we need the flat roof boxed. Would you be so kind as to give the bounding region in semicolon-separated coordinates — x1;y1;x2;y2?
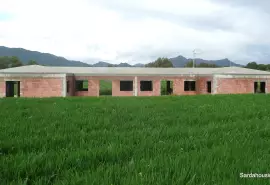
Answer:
0;65;270;76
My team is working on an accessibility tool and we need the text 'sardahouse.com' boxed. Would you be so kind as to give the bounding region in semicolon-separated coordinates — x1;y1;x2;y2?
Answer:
240;173;270;178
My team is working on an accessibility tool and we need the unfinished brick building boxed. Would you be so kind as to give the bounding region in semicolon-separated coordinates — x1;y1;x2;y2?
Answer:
0;65;270;97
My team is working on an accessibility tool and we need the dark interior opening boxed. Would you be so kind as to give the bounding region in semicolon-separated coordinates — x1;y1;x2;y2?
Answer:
254;82;266;94
207;81;212;93
140;81;153;91
6;81;20;97
184;81;196;91
66;81;70;93
76;80;88;91
166;81;173;95
120;81;133;91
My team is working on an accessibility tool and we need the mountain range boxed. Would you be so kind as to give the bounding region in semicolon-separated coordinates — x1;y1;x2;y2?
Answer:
0;46;242;67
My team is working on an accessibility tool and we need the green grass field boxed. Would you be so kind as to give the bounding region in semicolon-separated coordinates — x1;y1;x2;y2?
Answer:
1;95;270;184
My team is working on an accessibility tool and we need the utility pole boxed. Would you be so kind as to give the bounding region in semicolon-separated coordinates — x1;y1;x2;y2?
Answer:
193;49;196;68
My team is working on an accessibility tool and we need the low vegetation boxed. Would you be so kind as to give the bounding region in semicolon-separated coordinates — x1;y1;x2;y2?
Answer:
0;95;270;184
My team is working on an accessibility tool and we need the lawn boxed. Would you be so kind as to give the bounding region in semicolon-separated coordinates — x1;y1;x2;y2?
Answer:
0;95;270;185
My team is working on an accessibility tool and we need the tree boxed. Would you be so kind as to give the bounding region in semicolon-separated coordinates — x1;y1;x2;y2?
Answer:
257;64;267;71
266;64;270;71
145;57;173;68
0;56;23;69
245;62;258;69
27;60;38;65
184;60;218;68
10;56;23;68
185;60;194;67
0;56;10;69
245;62;270;71
199;62;218;68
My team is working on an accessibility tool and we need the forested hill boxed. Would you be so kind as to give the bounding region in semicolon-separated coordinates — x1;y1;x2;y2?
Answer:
0;46;90;67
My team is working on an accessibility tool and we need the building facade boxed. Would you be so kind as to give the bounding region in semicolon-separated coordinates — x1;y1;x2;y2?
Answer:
0;65;270;97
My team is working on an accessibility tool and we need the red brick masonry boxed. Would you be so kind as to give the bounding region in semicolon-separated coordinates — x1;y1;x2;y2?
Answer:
0;75;269;97
0;77;63;97
215;78;270;94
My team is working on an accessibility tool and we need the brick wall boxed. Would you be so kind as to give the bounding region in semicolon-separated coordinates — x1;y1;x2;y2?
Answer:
73;76;99;97
0;78;5;97
73;76;136;97
97;76;134;96
137;77;161;96
21;78;63;97
172;77;197;95
3;75;269;97
267;80;270;93
112;80;134;96
159;76;212;95
215;78;270;94
197;77;213;94
0;77;63;97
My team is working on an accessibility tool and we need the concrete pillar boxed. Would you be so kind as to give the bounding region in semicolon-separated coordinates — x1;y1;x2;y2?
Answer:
62;75;67;97
134;76;138;96
265;79;269;94
212;75;217;94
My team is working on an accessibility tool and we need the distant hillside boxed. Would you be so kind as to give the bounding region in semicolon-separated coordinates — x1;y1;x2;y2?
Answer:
0;46;145;67
133;63;145;67
1;46;242;67
92;61;110;67
118;63;132;67
169;56;242;67
0;46;90;67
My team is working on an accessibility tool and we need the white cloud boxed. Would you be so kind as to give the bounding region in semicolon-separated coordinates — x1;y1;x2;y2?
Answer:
0;0;270;64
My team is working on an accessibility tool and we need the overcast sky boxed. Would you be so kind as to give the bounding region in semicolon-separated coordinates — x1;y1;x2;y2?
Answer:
0;0;270;64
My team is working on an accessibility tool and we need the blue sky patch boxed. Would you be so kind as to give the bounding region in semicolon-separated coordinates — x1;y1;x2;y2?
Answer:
0;12;13;21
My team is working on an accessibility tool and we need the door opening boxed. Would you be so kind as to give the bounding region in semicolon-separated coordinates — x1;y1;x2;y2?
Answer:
6;81;20;97
254;82;266;94
207;81;212;93
99;80;112;96
161;80;173;95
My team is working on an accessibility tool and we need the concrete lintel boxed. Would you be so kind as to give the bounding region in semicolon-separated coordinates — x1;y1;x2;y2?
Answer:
72;73;211;77
214;74;270;79
0;73;66;78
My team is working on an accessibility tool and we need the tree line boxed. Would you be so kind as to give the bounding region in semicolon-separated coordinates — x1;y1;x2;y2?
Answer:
245;62;270;71
0;56;38;69
184;60;218;68
1;56;269;71
145;58;270;71
144;58;219;68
